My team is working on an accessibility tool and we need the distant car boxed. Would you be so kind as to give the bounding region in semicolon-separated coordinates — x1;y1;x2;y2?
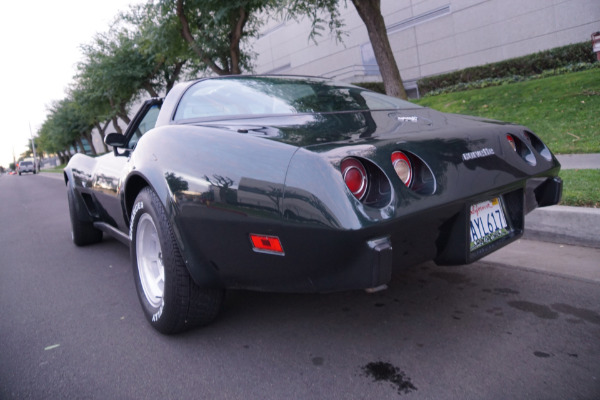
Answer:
18;160;35;175
64;75;562;334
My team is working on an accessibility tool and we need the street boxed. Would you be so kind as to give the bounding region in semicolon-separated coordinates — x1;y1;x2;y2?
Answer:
1;174;599;399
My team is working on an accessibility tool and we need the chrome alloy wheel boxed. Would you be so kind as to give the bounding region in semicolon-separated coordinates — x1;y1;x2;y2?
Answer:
136;213;165;308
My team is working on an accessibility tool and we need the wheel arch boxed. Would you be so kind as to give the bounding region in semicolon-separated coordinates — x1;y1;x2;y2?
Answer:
123;170;222;289
123;171;172;227
123;173;151;223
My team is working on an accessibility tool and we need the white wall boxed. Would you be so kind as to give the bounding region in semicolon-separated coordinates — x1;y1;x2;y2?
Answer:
252;0;600;85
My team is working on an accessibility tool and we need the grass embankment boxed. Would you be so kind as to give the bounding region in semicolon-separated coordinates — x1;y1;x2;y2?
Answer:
414;68;600;154
559;169;600;208
414;69;599;207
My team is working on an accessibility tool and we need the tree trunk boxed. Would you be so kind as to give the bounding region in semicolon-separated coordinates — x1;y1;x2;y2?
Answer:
58;151;69;165
76;138;86;154
94;122;109;153
118;104;131;125
143;82;159;98
83;132;98;156
351;0;407;99
165;61;185;93
112;117;124;134
229;7;248;75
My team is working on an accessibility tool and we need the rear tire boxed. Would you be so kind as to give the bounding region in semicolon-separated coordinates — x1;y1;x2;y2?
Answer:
130;187;224;334
67;183;103;246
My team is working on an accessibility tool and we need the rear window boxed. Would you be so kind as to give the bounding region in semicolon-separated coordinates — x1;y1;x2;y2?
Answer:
174;77;419;121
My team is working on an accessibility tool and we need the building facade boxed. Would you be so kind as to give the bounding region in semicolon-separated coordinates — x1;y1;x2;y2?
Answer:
252;0;600;95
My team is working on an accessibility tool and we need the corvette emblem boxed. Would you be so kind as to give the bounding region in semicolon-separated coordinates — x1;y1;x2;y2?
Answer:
462;148;495;161
397;116;419;123
389;113;433;126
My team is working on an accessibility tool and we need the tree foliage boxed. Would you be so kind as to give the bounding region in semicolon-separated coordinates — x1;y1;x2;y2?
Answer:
121;2;197;91
284;0;345;43
168;0;273;75
35;0;408;160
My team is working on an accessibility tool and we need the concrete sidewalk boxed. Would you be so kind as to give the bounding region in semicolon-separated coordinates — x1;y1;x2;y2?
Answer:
555;153;600;170
482;239;600;283
527;153;599;249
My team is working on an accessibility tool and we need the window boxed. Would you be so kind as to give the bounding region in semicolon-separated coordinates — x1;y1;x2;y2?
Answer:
129;105;161;149
174;77;419;121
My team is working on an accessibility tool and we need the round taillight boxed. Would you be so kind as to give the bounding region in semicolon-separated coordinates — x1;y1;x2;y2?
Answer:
341;158;368;200
506;134;517;152
391;151;412;187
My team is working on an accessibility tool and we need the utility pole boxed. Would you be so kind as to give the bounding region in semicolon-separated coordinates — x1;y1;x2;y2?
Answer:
29;123;38;171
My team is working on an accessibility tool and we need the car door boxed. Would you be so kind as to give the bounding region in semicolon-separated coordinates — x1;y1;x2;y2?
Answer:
92;98;163;232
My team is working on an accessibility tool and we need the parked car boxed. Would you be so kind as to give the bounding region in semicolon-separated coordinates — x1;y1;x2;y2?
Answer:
64;75;562;334
18;159;36;175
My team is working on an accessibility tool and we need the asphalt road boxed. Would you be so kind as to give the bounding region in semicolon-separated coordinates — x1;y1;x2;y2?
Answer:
1;174;599;400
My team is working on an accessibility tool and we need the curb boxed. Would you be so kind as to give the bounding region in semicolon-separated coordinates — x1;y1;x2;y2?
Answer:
524;205;600;249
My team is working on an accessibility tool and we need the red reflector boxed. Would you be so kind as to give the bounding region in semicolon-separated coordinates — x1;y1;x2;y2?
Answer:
250;234;284;254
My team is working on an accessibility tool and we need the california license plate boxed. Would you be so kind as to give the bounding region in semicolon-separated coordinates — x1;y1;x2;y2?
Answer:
469;198;510;251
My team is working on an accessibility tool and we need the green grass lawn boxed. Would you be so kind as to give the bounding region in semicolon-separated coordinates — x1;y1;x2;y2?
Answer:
559;169;600;208
414;69;600;155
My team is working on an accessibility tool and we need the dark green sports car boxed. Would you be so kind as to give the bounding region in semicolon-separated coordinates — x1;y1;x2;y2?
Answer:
64;76;562;334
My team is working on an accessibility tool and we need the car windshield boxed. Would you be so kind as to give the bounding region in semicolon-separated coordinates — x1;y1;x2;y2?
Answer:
21;162;32;166
174;76;420;121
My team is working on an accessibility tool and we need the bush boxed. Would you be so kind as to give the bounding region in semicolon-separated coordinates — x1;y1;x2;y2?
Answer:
417;41;596;95
424;62;600;96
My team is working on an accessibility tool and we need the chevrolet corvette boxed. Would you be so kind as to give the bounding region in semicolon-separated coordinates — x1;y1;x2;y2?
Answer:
64;75;562;333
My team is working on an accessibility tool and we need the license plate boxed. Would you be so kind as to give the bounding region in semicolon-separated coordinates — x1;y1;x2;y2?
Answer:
469;198;510;251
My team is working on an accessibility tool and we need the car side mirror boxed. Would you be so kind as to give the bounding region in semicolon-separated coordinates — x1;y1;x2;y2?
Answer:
105;133;128;156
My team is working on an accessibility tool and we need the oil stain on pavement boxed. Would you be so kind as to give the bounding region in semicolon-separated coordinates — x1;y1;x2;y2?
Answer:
362;361;417;395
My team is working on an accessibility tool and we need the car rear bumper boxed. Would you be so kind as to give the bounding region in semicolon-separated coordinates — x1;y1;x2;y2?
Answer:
177;176;561;293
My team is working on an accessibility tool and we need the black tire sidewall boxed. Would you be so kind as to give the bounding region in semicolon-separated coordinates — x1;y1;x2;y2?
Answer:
130;187;179;332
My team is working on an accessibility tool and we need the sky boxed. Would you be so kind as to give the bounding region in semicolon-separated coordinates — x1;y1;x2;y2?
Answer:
0;0;134;168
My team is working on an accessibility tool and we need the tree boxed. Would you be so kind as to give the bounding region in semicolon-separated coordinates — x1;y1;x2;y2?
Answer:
50;98;97;156
77;30;149;126
69;87;109;153
38;108;74;164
